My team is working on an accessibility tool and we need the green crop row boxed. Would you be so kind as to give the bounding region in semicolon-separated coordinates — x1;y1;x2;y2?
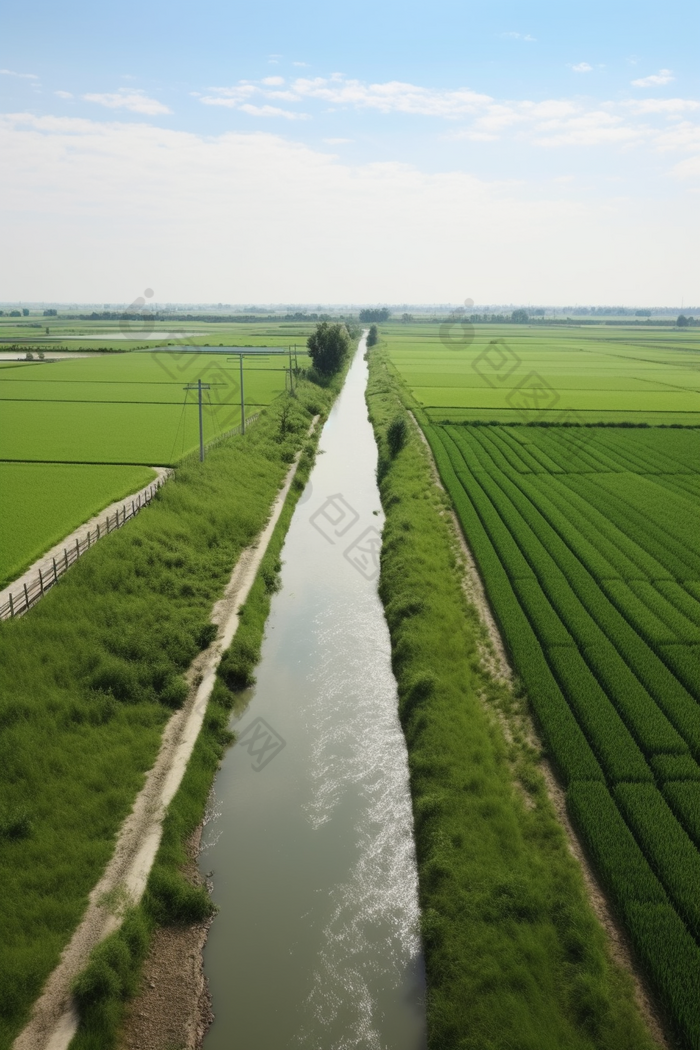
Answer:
662;781;700;849
568;782;700;1050
614;783;700;940
654;580;700;628
445;428;697;764
526;473;671;581
427;427;604;787
472;458;700;757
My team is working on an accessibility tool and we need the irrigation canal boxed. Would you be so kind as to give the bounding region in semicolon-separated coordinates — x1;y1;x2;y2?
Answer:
200;340;426;1049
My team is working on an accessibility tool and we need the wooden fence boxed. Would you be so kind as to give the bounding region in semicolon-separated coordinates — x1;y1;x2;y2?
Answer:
0;411;263;622
0;476;170;621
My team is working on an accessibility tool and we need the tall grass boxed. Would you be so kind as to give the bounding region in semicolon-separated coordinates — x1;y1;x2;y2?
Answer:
68;390;331;1050
0;378;337;1050
365;349;657;1050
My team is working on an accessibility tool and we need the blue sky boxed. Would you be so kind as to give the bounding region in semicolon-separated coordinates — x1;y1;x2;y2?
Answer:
1;0;698;304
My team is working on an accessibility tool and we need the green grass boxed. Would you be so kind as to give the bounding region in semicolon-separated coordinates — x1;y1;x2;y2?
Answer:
381;322;700;425
0;351;294;464
0;379;336;1050
0;463;156;586
365;350;657;1050
68;375;332;1050
379;336;700;1047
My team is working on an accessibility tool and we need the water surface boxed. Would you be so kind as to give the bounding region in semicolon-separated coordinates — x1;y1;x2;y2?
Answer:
201;342;426;1050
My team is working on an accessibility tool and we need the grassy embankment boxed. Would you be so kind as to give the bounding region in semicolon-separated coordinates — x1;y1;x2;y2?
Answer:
0;372;340;1050
365;348;658;1050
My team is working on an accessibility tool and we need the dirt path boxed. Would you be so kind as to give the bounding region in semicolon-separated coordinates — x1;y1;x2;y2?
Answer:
13;429;316;1050
0;468;170;615
409;412;669;1050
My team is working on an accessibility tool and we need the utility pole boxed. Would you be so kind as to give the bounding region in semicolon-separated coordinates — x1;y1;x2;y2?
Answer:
183;379;211;461
239;354;245;434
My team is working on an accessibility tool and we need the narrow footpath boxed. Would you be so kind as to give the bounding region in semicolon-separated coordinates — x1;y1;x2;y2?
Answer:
13;433;315;1050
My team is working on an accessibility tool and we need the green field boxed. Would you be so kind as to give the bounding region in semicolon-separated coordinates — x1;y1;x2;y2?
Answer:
0;316;319;353
0;351;294;464
0;346;304;592
0;349;300;585
422;423;700;1046
0;463;156;587
376;323;700;1047
384;324;700;425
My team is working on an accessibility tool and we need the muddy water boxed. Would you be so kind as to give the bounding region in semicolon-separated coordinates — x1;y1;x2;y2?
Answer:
200;341;426;1050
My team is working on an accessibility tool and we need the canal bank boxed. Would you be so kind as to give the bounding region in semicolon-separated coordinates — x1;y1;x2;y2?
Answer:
198;338;426;1049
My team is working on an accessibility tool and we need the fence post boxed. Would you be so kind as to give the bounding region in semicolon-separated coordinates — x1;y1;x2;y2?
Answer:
76;537;80;558
132;500;135;516
53;557;58;582
64;549;68;570
24;582;29;611
9;593;14;618
39;568;44;596
97;522;100;539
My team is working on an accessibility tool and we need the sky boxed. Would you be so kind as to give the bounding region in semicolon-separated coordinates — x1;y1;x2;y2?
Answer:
1;0;698;305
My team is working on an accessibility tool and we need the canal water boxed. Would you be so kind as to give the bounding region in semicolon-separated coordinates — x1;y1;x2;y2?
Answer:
200;339;426;1049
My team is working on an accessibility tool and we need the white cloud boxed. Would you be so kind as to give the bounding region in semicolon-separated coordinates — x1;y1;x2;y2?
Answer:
0;111;694;304
625;97;700;114
572;63;592;73
632;69;674;87
82;89;171;115
55;90;73;99
503;32;537;41
199;74;700;157
671;154;700;179
654;121;700;152
533;111;644;147
0;69;38;80
239;104;309;120
324;137;352;144
293;62;308;68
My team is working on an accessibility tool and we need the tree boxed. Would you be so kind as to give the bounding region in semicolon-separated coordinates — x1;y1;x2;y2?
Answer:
306;322;351;375
677;314;689;328
366;324;379;347
511;309;529;324
22;308;29;317
359;308;390;323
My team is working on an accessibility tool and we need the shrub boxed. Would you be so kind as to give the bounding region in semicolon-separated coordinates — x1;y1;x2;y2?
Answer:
387;416;408;457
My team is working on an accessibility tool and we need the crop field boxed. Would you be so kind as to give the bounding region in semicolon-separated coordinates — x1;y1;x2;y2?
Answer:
0;463;156;587
0;316;318;353
384;323;700;425
0;348;299;587
0;351;293;464
421;421;700;1046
